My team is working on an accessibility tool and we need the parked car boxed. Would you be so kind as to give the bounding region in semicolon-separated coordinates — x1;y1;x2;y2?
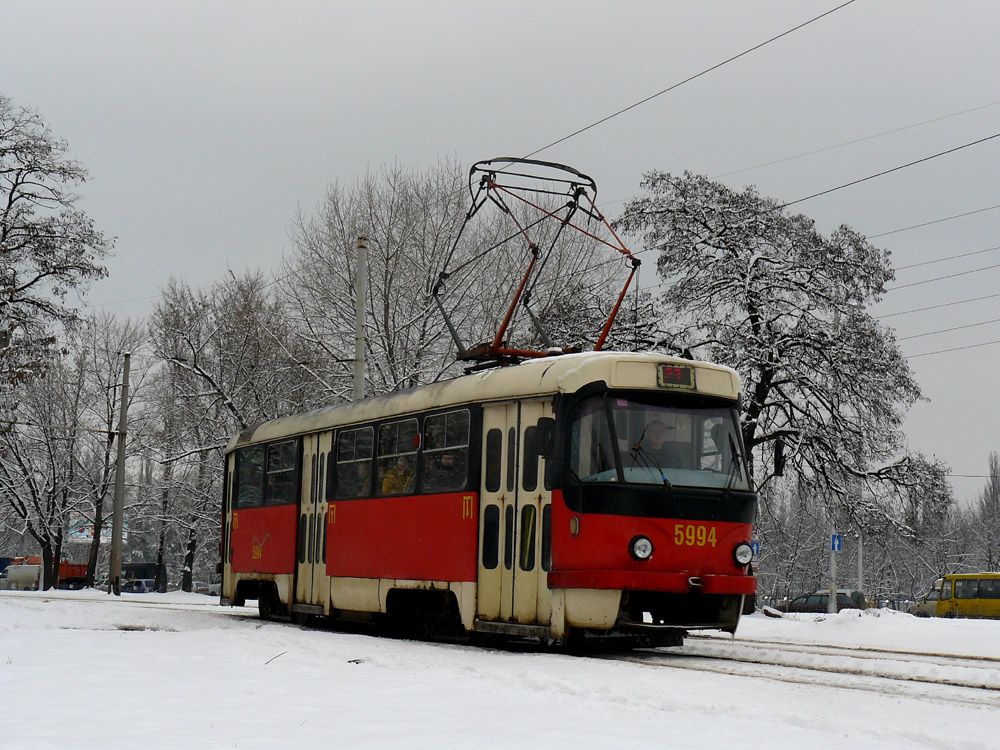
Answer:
782;590;863;613
193;578;220;596
121;579;154;593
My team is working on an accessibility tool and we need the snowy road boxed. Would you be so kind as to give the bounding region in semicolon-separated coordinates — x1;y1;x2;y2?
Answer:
3;590;1000;749
610;637;1000;709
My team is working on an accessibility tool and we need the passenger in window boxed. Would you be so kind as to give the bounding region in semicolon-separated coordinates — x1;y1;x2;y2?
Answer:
427;451;465;492
381;456;415;495
354;462;371;496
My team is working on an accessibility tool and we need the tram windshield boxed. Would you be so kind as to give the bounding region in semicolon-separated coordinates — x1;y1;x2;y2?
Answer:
568;394;750;491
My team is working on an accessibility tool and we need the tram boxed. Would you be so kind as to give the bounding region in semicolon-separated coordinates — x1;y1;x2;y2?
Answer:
220;351;757;646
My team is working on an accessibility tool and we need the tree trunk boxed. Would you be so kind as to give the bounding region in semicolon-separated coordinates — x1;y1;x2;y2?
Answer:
40;541;55;590
154;463;172;593
181;525;197;592
85;500;105;587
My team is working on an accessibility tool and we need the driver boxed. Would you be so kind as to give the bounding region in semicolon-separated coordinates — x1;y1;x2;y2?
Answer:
645;419;687;469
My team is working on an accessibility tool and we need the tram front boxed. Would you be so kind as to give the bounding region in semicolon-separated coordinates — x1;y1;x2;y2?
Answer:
547;359;758;643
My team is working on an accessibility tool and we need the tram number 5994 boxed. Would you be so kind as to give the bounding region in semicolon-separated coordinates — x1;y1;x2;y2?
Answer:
674;523;717;548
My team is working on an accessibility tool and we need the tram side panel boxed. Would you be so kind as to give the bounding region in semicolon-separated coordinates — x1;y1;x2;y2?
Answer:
326;491;479;582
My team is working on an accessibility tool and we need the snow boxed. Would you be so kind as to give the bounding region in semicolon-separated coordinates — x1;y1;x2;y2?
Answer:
2;590;999;749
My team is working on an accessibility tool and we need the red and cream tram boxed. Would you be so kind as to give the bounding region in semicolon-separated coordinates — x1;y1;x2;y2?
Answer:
221;351;757;646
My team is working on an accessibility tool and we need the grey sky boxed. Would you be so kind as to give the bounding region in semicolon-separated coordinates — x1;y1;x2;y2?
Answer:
3;0;999;500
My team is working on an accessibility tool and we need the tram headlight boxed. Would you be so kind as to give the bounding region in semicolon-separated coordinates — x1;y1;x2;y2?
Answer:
630;535;654;561
733;542;753;566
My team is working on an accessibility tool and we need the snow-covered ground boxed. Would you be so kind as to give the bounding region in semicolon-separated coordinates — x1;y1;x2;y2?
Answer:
2;590;998;749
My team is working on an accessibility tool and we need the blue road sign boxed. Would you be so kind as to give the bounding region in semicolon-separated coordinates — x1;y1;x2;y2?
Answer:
750;541;761;556
832;534;843;552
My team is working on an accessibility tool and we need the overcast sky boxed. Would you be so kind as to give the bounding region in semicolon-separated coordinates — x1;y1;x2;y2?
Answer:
3;0;999;501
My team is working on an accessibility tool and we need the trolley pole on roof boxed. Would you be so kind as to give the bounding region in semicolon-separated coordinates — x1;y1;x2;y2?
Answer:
353;235;368;401
108;351;130;597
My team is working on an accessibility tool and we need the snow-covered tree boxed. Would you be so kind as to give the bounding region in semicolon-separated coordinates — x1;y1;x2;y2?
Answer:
615;171;951;529
0;94;111;395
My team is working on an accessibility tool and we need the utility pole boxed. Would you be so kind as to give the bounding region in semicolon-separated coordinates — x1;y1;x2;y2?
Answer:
108;352;130;596
828;527;839;614
353;235;368;401
857;533;864;593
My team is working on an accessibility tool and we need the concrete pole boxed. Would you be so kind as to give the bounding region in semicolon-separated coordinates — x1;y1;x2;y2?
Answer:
353;236;368;401
109;352;130;596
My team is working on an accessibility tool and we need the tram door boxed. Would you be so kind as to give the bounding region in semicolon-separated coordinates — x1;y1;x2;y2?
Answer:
295;432;332;608
478;401;546;624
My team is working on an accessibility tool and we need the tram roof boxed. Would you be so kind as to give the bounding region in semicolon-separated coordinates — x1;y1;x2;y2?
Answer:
226;351;740;451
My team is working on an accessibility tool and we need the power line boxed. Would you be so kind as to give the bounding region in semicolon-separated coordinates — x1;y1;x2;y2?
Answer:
522;0;859;159
885;260;1000;292
715;99;1000;179
869;202;1000;239
895;243;1000;271
779;131;1000;209
905;338;1000;359
876;291;1000;319
896;316;1000;341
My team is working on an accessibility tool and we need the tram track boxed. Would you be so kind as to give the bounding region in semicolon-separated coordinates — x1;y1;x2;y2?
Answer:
0;589;245;615
689;632;1000;668
602;638;1000;709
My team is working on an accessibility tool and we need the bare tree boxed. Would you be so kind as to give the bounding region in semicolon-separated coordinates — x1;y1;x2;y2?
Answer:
0;94;111;396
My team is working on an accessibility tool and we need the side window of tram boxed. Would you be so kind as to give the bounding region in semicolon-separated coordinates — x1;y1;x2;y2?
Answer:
335;427;374;499
519;505;537;571
421;410;470;493
264;440;298;505
235;445;265;509
377;418;419;496
484;429;503;493
522;425;539;492
506;428;516;492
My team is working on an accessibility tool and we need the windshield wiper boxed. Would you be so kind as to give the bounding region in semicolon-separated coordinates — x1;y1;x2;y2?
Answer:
631;432;673;490
725;433;745;492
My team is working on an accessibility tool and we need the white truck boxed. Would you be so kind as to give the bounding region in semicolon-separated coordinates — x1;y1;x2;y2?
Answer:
0;564;42;591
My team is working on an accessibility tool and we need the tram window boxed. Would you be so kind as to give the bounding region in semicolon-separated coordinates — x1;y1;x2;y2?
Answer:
377;418;419;496
506;428;516;492
955;579;979;599
541;505;552;572
519;505;537;571
307;513;315;563
504;505;515;570
298;514;307;564
422;410;470;493
335;427;374;499
318;453;326;503
485;429;502;492
482;505;500;570
311;453;318;505
263;440;298;506
235;445;265;509
568;400;616;483
523;425;539;491
322;510;328;565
